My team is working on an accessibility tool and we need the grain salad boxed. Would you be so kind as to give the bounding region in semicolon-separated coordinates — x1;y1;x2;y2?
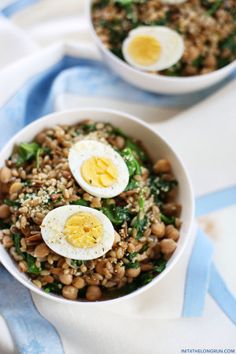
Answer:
0;120;181;301
92;0;236;76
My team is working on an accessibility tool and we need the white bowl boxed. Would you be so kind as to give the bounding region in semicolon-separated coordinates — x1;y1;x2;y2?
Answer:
87;1;236;95
0;108;194;304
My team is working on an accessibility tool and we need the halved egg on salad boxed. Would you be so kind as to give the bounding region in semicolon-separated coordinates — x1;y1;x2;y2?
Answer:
68;140;129;198
122;26;184;72
41;205;115;260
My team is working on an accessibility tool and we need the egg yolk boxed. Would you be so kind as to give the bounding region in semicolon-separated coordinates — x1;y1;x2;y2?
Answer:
64;212;103;248
127;34;161;66
81;156;118;188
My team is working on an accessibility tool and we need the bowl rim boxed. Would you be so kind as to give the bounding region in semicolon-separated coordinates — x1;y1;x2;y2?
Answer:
87;0;236;83
0;107;195;305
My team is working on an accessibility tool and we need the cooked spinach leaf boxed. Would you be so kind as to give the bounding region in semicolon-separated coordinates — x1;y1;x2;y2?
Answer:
43;282;63;294
12;233;23;256
125;179;140;191
81;123;97;133
25;254;41;275
16;142;42;166
102;204;131;225
126;261;140;269
125;138;147;162
192;55;204;68
150;176;177;203
153;258;167;273
121;147;141;176
3;199;21;207
71;259;84;267
132;215;148;239
127;252;138;261
70;199;89;207
160;213;176;225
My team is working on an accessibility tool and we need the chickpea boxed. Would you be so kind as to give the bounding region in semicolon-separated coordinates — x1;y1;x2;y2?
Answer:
113;231;121;244
33;280;42;288
86;285;102;301
2;235;13;248
160;239;177;255
95;261;105;274
151;222;165;238
9;182;22;194
19;261;28;272
90;197;101;209
41;275;54;284
115;136;125;149
62;285;78;300
73;277;85;289
34;243;50;258
35;132;46;144
0;167;12;184
153;159;171;174
59;274;73;285
165;225;180;241
0;205;10;219
116;247;124;259
141;263;153;272
126;267;141;278
162;203;181;217
204;55;216;68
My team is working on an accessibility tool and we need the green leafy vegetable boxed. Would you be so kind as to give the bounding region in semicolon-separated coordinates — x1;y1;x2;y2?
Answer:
125;138;147;162
192;55;204;68
150;176;178;203
43;282;63;294
138;195;145;211
71;259;84;267
121;148;141;176
160;213;176;225
102;204;131;225
219;32;236;53
153;258;167;273
16;142;42;167
132;215;148;239
0;220;10;230
81;123;97;133
109;126;127;138
125;179;140;191
70;199;89;207
126;261;140;269
25;254;41;275
163;61;184;76
127;252;138;261
12;233;23;256
206;0;222;15
3;199;20;207
140;244;148;253
137;272;155;286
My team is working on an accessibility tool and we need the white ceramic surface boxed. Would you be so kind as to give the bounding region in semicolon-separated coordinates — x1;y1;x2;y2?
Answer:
87;2;236;95
0;108;194;304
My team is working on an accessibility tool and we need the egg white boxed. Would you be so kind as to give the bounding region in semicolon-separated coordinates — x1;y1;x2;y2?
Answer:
122;26;184;72
41;205;115;260
68;140;129;198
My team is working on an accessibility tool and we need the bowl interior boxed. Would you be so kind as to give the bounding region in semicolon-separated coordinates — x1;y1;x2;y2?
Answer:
0;108;194;304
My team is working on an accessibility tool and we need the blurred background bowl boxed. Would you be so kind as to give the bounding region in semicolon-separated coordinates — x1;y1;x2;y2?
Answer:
87;1;236;95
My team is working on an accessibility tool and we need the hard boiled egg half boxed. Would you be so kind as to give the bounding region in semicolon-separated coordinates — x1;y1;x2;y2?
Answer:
122;26;184;72
68;140;129;198
41;205;115;260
